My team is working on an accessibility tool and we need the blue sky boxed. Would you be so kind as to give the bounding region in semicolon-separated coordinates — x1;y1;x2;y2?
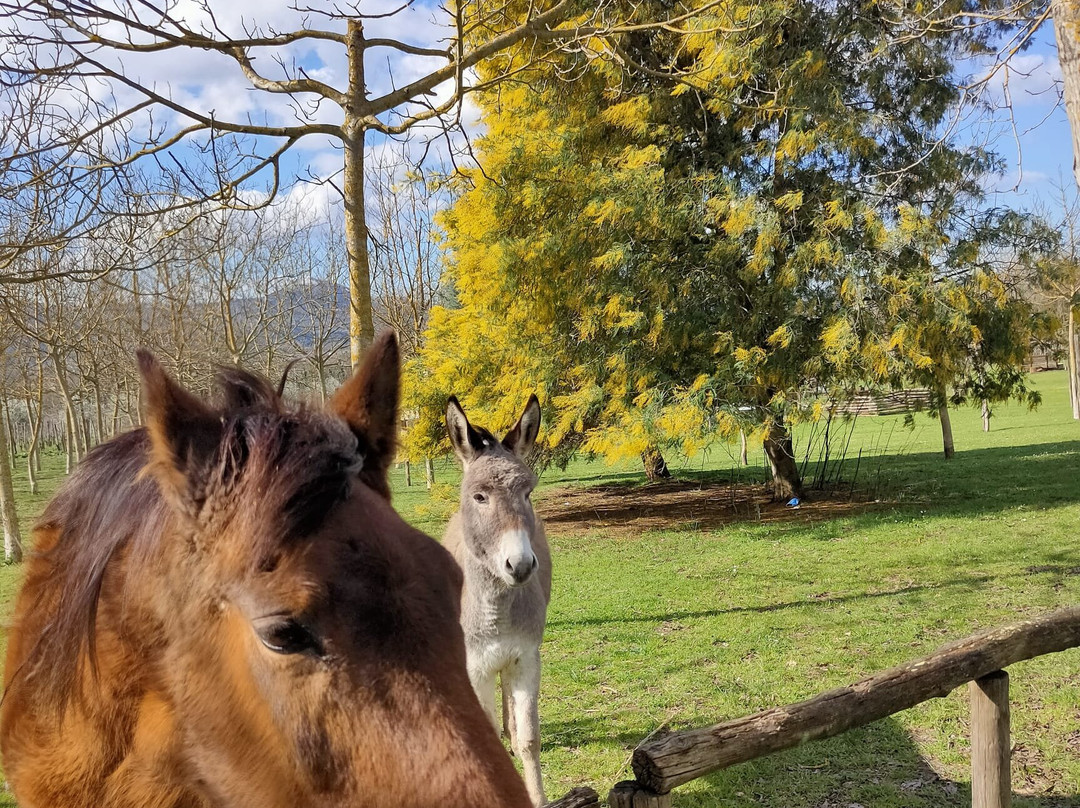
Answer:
44;2;1072;223
970;21;1074;216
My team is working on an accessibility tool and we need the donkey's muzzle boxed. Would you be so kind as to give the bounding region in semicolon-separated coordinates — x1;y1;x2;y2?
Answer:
505;553;538;585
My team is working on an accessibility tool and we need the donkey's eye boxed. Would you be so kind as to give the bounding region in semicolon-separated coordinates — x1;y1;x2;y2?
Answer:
255;618;322;656
473;492;488;504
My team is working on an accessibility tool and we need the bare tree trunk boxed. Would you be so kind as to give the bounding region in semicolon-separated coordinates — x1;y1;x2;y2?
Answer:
640;445;671;482
739;430;748;466
345;20;375;368
24;397;38;495
110;388;121;437
939;404;955;459
64;416;74;474
405;460;412;486
425;457;435;490
1070;306;1080;420
4;397;16;471
981;399;991;432
0;399;22;564
763;419;803;500
1053;0;1080;190
93;381;105;446
127;383;139;427
51;351;82;463
78;400;91;455
315;360;328;404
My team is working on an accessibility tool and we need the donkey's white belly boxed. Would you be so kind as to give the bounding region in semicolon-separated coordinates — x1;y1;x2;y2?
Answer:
466;599;537;676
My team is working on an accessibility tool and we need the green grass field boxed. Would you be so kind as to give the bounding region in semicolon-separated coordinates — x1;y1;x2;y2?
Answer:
2;372;1079;806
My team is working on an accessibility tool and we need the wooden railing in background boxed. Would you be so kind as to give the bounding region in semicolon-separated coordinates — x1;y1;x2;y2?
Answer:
545;607;1080;808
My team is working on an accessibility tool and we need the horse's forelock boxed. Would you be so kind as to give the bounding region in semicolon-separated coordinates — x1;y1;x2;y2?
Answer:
216;365;282;413
229;410;360;564
14;387;364;719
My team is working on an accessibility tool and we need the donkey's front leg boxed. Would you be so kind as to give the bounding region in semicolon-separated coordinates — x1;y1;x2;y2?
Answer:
505;648;544;806
467;657;499;732
501;674;518;748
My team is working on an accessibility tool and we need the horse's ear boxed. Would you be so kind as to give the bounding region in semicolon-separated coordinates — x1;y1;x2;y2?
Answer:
446;396;490;465
329;331;400;499
137;350;222;516
503;394;541;459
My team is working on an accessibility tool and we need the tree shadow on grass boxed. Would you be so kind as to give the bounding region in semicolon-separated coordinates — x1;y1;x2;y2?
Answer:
688;716;1080;807
548;562;1080;632
548;576;995;629
544;714;1080;807
538;440;1080;537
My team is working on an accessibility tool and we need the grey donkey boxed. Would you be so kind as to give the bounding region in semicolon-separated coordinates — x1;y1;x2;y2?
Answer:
442;394;551;806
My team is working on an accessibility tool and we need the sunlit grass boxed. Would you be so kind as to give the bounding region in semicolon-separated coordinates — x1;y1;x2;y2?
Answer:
2;373;1079;806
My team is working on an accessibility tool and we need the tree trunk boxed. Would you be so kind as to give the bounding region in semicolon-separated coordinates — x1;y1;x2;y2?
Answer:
0;399;22;563
1070;306;1080;420
127;383;139;427
404;459;412;486
981;399;991;432
110;388;121;438
345;19;376;369
4;397;16;471
78;400;90;455
739;430;748;466
641;445;671;482
64;416;74;474
317;361;328;404
939;403;955;459
93;381;105;446
1053;0;1080;190
425;457;435;490
51;351;81;464
763;419;802;500
24;396;38;495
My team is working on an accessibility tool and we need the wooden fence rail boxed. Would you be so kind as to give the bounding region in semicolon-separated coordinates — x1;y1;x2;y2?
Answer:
557;607;1080;807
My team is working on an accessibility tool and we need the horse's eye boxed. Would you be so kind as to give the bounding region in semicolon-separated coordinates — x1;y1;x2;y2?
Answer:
473;492;487;504
255;618;322;656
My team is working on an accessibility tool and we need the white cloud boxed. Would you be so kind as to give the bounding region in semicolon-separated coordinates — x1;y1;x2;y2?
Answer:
975;52;1063;109
2;0;488;215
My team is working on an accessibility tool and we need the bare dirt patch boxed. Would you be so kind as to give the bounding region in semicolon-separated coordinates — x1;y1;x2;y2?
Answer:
536;478;876;535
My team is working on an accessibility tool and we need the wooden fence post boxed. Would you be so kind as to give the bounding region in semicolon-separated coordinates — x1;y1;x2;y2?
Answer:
970;670;1010;808
609;780;672;807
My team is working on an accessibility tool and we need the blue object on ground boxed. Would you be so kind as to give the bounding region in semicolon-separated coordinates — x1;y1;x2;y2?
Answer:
786;497;800;508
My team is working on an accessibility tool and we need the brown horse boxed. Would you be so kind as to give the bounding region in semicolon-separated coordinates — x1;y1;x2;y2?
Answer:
0;333;533;808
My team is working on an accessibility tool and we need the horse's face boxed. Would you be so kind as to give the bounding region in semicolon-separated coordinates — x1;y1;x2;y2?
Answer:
139;335;531;808
445;395;541;588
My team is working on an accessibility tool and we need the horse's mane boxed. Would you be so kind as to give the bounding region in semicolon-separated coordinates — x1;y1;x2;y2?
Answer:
17;365;363;716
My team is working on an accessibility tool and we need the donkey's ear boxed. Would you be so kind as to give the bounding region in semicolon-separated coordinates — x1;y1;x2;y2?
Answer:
503;394;541;458
329;331;400;500
137;350;222;517
446;396;488;464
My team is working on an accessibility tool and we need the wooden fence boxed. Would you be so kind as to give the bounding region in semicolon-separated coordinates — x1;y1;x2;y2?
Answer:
833;388;933;416
543;606;1080;808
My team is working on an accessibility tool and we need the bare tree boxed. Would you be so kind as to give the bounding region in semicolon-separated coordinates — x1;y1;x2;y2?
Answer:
0;318;24;562
0;0;721;367
367;147;448;360
282;220;350;402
